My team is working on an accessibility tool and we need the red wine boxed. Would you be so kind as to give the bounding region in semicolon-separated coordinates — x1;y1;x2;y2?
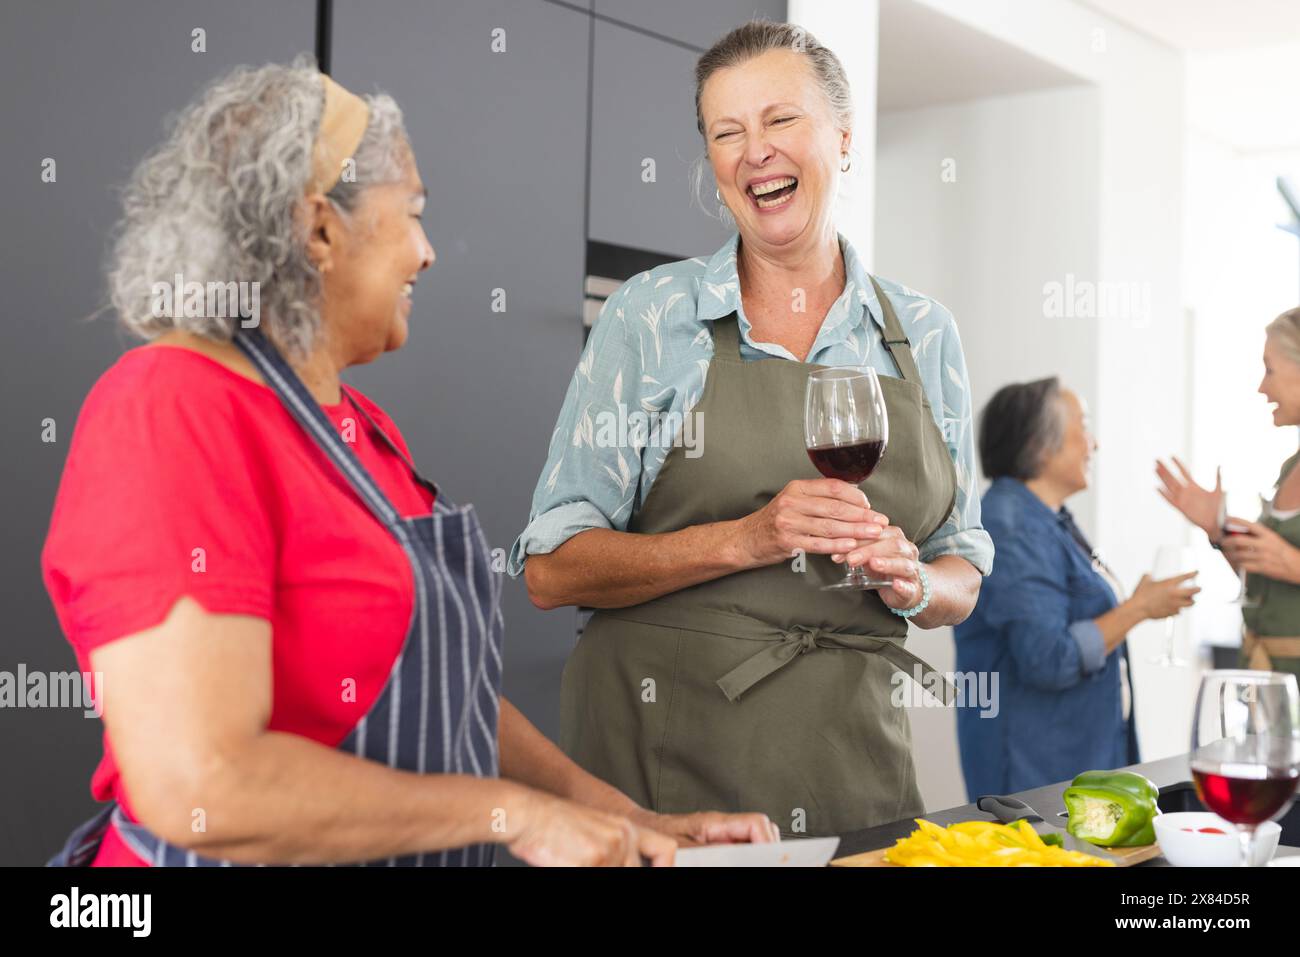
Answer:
807;439;885;484
1191;764;1299;826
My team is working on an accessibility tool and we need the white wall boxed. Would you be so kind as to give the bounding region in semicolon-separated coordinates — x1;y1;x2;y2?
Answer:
899;6;1188;595
1186;41;1300;153
876;85;1102;809
875;0;1189;807
1181;57;1300;644
788;0;880;265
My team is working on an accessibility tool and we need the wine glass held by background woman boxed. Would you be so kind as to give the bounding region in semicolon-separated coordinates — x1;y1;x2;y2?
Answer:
508;21;993;838
41;60;776;869
1157;307;1300;678
954;378;1198;799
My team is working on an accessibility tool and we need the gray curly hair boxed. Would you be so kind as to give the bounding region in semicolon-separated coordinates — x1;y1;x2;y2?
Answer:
107;53;411;358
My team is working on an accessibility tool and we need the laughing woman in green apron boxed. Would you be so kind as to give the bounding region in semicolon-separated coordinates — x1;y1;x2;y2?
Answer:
1157;306;1300;677
508;22;994;838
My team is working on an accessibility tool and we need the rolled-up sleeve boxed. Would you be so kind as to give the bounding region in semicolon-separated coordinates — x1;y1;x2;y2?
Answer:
507;288;644;578
982;531;1105;691
916;312;994;575
1067;619;1107;675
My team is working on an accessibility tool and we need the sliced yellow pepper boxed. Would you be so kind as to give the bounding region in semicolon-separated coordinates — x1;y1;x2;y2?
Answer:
882;818;1115;867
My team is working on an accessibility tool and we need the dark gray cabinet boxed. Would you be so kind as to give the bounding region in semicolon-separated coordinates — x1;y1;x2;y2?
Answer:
2;0;790;867
0;0;314;865
588;1;787;259
332;0;590;742
596;0;787;50
588;17;732;258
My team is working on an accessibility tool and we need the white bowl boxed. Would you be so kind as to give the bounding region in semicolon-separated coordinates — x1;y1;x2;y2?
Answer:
1154;812;1281;867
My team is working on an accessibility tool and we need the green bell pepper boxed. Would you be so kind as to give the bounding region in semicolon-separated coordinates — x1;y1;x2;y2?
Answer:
1063;770;1161;847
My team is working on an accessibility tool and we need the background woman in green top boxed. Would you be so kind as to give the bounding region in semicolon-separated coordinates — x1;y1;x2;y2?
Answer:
1157;306;1300;676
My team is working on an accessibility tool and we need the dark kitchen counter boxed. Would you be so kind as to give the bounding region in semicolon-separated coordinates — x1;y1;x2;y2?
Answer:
834;752;1300;865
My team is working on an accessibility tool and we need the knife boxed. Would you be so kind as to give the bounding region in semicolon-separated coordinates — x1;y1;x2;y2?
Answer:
672;836;840;867
976;795;1116;860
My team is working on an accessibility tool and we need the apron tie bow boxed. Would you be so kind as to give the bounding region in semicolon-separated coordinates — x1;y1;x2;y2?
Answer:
712;618;957;706
787;624;822;654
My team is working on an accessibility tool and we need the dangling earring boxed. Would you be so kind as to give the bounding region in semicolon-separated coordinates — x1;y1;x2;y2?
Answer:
715;188;723;202
840;154;851;173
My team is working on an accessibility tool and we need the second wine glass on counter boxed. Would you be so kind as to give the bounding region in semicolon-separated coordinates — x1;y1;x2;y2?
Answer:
1191;670;1300;867
804;366;889;591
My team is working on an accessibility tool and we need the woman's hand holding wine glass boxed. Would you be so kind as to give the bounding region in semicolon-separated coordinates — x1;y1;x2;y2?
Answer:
1219;519;1300;585
735;478;889;567
805;366;919;592
832;525;926;610
1130;571;1200;619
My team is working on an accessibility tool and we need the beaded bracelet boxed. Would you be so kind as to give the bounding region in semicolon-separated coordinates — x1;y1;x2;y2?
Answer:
890;564;931;619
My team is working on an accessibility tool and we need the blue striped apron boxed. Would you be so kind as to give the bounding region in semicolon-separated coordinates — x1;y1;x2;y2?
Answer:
48;328;504;867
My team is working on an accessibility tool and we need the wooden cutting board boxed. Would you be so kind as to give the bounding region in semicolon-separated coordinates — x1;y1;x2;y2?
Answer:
831;841;1163;867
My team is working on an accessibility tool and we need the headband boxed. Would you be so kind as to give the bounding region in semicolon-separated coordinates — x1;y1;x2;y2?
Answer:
308;73;370;196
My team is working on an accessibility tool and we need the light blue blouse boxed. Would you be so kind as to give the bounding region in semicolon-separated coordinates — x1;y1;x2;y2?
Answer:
507;231;994;577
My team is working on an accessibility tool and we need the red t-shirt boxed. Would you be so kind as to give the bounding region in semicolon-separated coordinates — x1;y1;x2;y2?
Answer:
41;345;435;866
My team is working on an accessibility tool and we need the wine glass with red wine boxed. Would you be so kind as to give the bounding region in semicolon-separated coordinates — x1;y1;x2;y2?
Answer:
804;366;889;591
1218;490;1261;608
1191;670;1300;866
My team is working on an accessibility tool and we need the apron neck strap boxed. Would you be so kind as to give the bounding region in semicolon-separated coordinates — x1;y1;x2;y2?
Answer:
712;280;923;388
710;311;745;359
233;327;403;529
867;276;922;386
341;391;440;500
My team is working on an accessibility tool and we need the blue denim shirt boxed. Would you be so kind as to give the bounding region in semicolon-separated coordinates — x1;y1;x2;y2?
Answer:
953;477;1138;799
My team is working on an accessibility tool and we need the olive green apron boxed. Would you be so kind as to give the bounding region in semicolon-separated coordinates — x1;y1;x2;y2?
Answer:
559;277;958;837
1241;449;1300;678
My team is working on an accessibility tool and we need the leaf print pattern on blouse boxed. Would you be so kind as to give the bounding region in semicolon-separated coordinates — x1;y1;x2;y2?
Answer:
507;231;994;578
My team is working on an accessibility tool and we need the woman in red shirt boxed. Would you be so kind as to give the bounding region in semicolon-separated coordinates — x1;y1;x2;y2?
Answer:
42;58;776;867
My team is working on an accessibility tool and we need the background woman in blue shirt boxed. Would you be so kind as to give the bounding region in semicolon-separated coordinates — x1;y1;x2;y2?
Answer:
955;377;1199;798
